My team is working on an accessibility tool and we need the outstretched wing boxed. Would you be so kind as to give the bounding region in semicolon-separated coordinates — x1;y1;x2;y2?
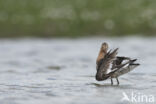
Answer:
111;56;131;70
97;48;118;72
96;48;118;81
108;59;140;78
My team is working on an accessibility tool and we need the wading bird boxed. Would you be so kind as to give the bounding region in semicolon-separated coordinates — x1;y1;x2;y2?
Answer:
96;42;140;85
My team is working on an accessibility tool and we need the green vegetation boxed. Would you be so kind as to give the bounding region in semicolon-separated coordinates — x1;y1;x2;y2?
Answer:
0;0;156;37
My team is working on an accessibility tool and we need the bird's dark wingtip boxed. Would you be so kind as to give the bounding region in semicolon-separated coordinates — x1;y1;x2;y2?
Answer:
129;63;140;66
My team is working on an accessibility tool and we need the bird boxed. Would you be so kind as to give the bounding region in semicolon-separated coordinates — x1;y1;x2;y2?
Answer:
96;42;118;81
96;42;140;85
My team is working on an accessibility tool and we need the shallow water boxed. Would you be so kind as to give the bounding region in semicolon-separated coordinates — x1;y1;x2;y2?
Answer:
0;37;155;104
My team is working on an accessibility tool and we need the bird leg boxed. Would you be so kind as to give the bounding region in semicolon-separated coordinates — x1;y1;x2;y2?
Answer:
116;77;119;85
111;77;113;85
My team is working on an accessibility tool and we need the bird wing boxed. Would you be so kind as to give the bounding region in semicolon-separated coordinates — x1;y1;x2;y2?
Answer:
96;48;118;81
111;56;131;70
97;48;118;74
116;59;140;76
108;59;140;77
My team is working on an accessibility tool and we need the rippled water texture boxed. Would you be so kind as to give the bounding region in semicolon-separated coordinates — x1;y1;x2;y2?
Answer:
0;37;155;104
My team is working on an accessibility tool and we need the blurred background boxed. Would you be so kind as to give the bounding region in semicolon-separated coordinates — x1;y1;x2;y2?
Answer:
0;0;156;38
0;1;156;104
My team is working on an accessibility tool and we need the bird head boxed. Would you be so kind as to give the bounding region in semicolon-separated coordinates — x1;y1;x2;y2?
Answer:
101;42;108;52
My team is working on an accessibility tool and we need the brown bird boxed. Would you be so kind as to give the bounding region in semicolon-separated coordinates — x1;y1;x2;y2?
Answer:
96;42;118;81
96;42;140;85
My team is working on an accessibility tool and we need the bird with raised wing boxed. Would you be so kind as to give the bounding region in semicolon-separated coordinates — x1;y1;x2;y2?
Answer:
95;42;140;85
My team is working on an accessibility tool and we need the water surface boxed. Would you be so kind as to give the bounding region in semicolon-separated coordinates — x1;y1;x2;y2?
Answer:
0;37;155;104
